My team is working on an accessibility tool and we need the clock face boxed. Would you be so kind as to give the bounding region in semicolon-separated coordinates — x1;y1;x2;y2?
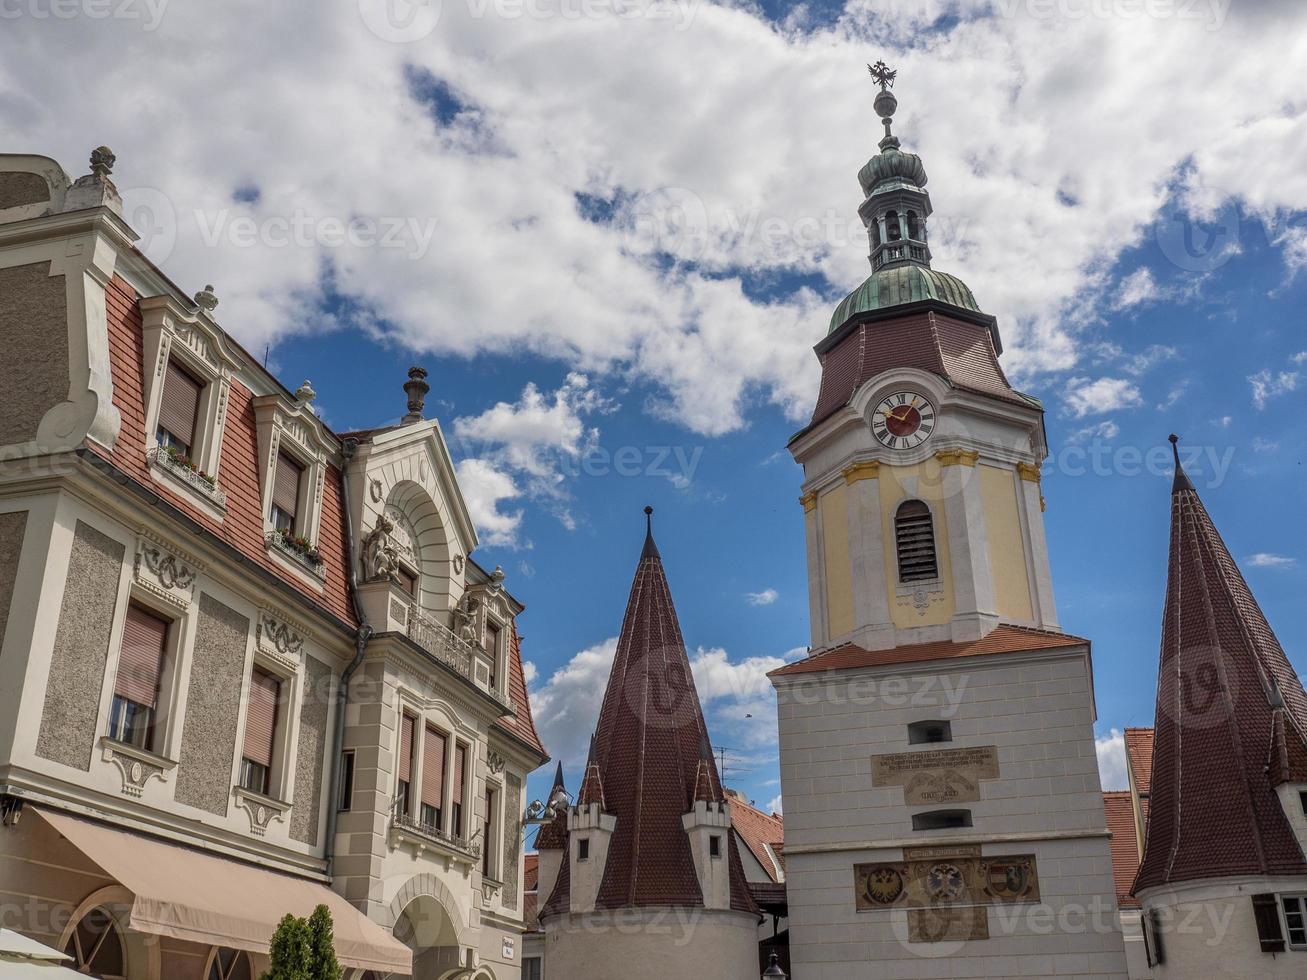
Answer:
872;391;935;450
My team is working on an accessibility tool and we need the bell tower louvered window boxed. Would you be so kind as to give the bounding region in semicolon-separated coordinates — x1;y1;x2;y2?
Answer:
895;499;938;582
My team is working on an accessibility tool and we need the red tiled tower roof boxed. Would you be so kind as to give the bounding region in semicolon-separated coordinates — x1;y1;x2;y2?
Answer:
1124;727;1154;797
1103;792;1141;909
533;762;569;850
545;510;757;916
1133;439;1307;894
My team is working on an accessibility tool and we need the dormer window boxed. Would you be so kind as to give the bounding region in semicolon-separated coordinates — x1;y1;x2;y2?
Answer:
485;620;501;690
156;359;202;457
895;500;938;583
269;452;303;533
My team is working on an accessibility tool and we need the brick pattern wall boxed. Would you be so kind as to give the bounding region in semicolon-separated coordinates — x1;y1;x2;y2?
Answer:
175;593;248;815
36;521;123;770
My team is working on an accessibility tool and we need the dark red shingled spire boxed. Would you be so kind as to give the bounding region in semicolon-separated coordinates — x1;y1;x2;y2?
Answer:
534;762;569;850
1133;437;1307;894
541;508;757;917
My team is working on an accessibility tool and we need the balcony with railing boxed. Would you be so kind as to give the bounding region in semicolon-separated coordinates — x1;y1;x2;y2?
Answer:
389;798;481;866
405;604;512;709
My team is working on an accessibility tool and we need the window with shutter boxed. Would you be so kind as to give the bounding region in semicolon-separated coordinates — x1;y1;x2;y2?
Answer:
397;567;417;596
452;743;467;836
895;499;938;583
109;604;169;750
240;669;281;796
421;726;447;830
156;360;202;456
269;452;303;533
398;713;415;814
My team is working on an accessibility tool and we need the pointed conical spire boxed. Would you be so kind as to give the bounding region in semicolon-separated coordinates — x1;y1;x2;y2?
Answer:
535;761;570;850
577;734;606;809
693;736;722;803
1168;433;1194;493
1133;457;1307;894
548;510;757;914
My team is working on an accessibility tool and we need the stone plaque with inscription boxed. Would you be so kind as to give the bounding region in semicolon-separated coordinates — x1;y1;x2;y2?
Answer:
871;745;1000;805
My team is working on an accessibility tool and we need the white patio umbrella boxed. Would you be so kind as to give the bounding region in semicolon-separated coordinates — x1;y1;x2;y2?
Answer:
0;928;87;977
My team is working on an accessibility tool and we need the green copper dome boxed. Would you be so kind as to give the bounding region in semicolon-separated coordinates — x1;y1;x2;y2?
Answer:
858;148;928;197
828;265;981;334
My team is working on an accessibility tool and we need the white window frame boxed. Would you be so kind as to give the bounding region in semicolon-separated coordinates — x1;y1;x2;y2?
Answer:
1282;894;1307;951
139;294;242;516
253;392;335;576
234;650;303;806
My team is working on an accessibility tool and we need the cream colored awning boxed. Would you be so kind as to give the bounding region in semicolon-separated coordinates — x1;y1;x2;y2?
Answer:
35;808;410;974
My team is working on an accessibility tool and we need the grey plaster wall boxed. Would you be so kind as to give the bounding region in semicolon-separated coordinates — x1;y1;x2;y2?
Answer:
290;654;332;845
0;511;28;657
0;262;67;448
503;772;521;910
35;521;123;770
0;172;49;210
175;593;248;815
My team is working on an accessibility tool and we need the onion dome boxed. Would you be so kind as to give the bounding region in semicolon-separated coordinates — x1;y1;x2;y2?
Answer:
828;265;981;334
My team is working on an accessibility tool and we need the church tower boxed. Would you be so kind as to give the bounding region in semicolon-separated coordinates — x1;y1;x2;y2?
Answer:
791;62;1057;653
538;509;762;980
770;65;1128;978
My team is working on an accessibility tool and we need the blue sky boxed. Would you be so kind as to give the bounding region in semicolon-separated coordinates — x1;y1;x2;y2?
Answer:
7;0;1306;817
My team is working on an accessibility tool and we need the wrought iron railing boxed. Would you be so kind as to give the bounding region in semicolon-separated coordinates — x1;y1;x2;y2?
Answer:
146;446;227;507
392;806;480;859
405;605;512;707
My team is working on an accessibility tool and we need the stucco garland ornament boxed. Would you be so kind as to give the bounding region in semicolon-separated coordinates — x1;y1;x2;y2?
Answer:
362;514;400;582
369;478;384;503
141;546;197;591
452;553;465;574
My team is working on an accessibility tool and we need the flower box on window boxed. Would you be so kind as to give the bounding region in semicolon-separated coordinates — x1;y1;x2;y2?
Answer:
266;528;323;570
147;445;227;507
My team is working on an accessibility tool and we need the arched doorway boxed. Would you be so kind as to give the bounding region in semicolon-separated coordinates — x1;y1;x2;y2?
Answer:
393;894;467;979
204;947;252;980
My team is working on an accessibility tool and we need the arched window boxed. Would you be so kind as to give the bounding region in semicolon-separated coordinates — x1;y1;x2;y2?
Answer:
895;500;938;583
206;947;251;980
906;211;920;239
886;210;902;241
63;907;126;978
870;221;881;247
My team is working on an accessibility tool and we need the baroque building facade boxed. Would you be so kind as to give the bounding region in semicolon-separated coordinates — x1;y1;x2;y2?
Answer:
768;68;1130;978
0;149;547;978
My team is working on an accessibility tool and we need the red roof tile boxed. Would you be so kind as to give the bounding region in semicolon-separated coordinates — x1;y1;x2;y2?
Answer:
96;276;356;626
1103;791;1141;909
727;792;784;884
1134;463;1307;894
802;309;1030;437
524;853;539;892
769;624;1087;677
1124;728;1154;797
499;625;544;756
541;517;757;917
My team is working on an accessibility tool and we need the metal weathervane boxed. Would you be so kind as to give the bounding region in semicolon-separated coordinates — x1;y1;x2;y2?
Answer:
868;60;897;91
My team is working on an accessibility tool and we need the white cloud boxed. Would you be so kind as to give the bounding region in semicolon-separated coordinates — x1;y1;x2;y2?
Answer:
1156;380;1188;411
1251;436;1279;454
8;4;1307;434
1112;268;1160;310
528;636;794;773
451;373;612;544
745;588;778;606
1248;368;1299;409
1096;728;1128;792
766;794;783;815
1063;378;1143;418
1066;420;1119;445
1122;344;1178;377
1246;553;1297;569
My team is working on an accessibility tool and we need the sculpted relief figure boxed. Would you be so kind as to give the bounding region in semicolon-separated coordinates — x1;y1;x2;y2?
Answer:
362;514;400;583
